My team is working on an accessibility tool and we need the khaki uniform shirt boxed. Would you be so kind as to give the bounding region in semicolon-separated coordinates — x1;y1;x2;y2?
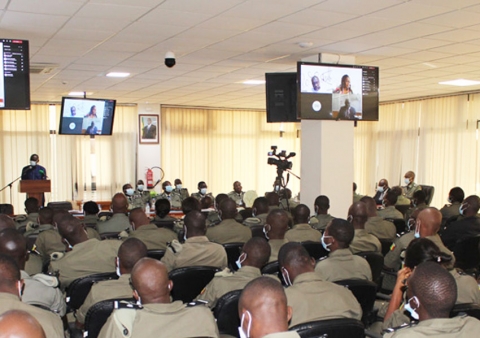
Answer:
128;223;177;250
83;214;100;228
378;206;404;220
285;224;321;242
191;192;213;201
264;333;301;338
285;272;362;327
350;229;381;254
21;270;66;316
384;316;480;338
353;192;363;203
440;202;461;220
77;273;133;324
403;183;422;200
243;213;268;227
396;195;411;206
0;292;64;338
24;253;43;276
161;236;227;271
139;190;151;206
174;187;189;201
315;248;372;282
310;214;334;231
280;198;298;211
206;219;252;244
97;213;132;235
15;212;39;229
157;191;183;209
98;301;219;338
228;191;245;206
24;223;52;237
196;265;262;309
127;193;145;210
384;232;415;270
49;238;121;290
366;216;397;241
451;269;480;305
268;239;288;262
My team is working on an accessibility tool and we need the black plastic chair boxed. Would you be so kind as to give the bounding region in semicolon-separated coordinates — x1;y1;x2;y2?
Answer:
355;251;384;286
334;279;377;326
261;260;285;285
147;249;165;261
450;303;480;320
0;203;14;215
47;201;73;210
99;232;120;240
379;239;393;256
250;225;266;239
452;235;480;272
223;242;244;271
84;298;135;338
168;266;220;303
386;218;407;236
289;318;365;338
66;272;118;311
152;219;175;229
301;241;329;260
214;289;242;338
419;185;435;206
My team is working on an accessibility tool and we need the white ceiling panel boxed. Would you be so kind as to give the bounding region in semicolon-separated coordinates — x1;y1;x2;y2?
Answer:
7;0;84;15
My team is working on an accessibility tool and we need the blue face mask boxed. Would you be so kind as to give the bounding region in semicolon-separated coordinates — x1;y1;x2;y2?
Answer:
176;184;182;190
165;185;173;193
236;253;246;269
321;234;332;251
126;188;134;196
404;296;420;320
200;188;207;195
459;203;467;215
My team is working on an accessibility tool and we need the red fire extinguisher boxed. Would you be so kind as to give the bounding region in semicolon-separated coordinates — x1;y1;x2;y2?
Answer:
146;168;154;189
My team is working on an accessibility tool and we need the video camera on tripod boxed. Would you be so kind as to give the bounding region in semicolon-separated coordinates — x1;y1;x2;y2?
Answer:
267;146;296;193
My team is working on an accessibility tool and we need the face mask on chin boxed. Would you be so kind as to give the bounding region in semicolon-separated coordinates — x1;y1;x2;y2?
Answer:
238;310;252;338
321;234;332;251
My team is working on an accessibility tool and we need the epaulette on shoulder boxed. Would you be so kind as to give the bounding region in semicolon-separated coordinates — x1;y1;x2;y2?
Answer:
186;300;208;307
383;321;417;334
115;300;142;310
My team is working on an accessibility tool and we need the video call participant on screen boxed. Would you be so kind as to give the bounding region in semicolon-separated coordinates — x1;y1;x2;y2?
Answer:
21;154;47;180
311;76;320;91
70;106;77;116
339;99;356;119
84;105;97;118
86;122;97;135
333;74;353;94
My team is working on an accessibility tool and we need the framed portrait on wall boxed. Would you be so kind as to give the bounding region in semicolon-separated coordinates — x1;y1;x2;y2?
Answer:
139;114;159;144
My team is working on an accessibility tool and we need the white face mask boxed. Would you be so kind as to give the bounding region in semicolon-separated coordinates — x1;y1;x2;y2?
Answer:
407;218;415;231
200;188;207;195
404;296;420;320
459;203;467;215
165;185;173;193
30;160;37;167
116;257;121;277
176;184;182;190
414;221;421;239
281;267;292;286
126;188;134;196
321;234;332;251
137;185;145;191
183;227;187;242
377;186;384;193
238;310;252;338
236;253;246;269
263;225;269;240
404;178;410;185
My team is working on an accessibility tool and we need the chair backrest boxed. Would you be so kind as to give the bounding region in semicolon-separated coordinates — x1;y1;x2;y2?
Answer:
394;205;410;217
214;289;242;338
168;266;220;303
450;303;480;320
223;242;244;272
261;260;285;285
301;241;329;260
147;249;165;261
452;235;480;271
334;279;377;325
0;203;14;216
100;232;120;240
151;219;175;229
419;185;435;206
239;208;253;221
84;298;134;338
66;272;119;311
250;225;266;239
386;218;407;236
47;201;73;211
379;239;393;256
289;318;365;338
98;211;113;219
355;251;384;286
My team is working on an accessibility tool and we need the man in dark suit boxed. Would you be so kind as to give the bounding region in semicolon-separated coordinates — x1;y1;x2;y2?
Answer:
338;99;356;119
373;178;390;205
142;118;157;139
21;154;47;181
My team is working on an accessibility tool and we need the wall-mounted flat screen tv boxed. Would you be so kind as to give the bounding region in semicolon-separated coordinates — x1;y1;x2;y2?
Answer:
297;62;379;121
0;39;30;110
59;97;116;135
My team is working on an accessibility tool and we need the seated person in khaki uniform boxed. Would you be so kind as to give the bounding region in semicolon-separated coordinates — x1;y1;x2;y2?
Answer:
404;190;428;222
243;197;270;227
82;201;100;229
310;195;335;231
196;237;271;308
123;183;145;210
161;210;227;271
14;197;39;230
0;254;64;338
204;194;228;227
378;190;404;220
76;238;148;328
191;181;212;201
265;209;289;262
128;208;177;250
440;187;464;221
285;204;321;243
266;192;281;213
384;261;480;338
0;229;66;316
98;258;219;338
348;202;381;254
279;242;362;327
206;199;251;244
353;182;363;203
156;181;182;209
315;218;372;282
403;170;422;200
0;310;47;338
97;193;132;235
238;277;300;338
173;178;189;201
49;215;121;290
228;181;245;207
136;180;151;208
391;186;410;206
362;196;396;241
152;199;178;226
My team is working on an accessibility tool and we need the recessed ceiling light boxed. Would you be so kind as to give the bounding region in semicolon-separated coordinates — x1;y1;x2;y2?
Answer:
242;80;266;85
68;91;93;96
439;79;480;86
298;42;313;48
106;72;130;78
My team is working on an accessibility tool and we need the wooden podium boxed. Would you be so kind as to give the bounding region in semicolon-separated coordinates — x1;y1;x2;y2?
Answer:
19;180;51;206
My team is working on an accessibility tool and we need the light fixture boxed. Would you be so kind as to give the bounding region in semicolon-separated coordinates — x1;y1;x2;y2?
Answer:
106;72;130;78
242;79;266;85
439;79;480;87
68;91;93;96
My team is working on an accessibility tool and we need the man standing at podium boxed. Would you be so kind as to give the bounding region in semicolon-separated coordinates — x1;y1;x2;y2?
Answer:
21;154;46;180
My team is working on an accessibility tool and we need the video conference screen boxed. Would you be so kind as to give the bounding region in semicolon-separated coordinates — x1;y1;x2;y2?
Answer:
297;62;379;121
59;97;116;135
0;39;30;110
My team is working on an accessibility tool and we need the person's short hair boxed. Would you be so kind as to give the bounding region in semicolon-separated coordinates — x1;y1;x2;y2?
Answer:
239;276;286;310
266;192;279;206
201;196;213;209
314;195;330;210
449;187;464;203
83;201;99;215
0;253;21;286
328;218;354;247
181;197;201;214
155;199;171;218
118;238;148;271
215;193;229;206
122;183;131;192
0;215;16;231
243;237;271;268
384;190;398;205
252;197;269;214
413;190;426;203
404;238;453;269
38;207;54;224
197;181;206;189
409;261;457;317
24;198;39;213
278;242;311;268
391;186;403;197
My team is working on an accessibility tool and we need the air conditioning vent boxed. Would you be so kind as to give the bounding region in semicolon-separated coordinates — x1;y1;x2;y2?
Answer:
30;63;59;74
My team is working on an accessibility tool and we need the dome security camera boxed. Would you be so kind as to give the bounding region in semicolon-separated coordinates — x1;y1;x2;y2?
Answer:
165;51;176;68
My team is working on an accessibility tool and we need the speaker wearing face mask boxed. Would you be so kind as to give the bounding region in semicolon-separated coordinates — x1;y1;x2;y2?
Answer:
402;171;422;201
373;179;390;205
122;183;146;211
191;181;214;202
156;181;183;209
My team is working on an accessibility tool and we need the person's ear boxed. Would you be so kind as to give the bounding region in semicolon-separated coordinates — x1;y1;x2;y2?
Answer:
286;305;293;323
168;280;173;291
133;289;140;301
